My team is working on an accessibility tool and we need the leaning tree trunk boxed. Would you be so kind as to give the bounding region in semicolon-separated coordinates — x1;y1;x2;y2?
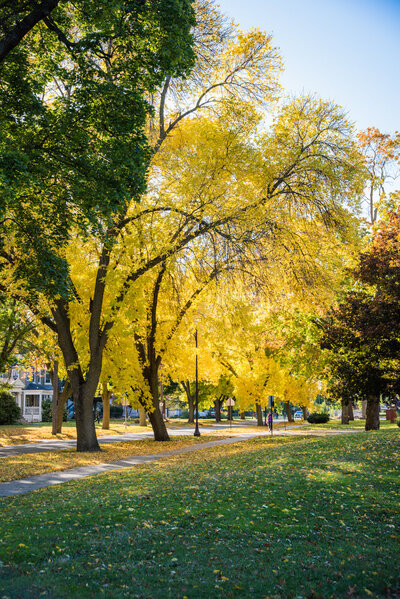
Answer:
148;404;169;440
365;394;380;430
145;366;170;441
256;403;264;426
284;401;294;423
341;400;350;425
101;380;111;430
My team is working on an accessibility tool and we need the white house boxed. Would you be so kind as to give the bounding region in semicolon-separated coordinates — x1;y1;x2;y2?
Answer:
1;367;53;422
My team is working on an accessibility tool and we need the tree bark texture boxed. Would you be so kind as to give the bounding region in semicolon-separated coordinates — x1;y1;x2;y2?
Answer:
284;401;294;422
302;406;307;420
144;364;170;441
101;381;111;430
56;381;71;433
74;387;101;451
52;301;102;452
365;394;380;430
256;403;263;426
214;396;222;422
139;407;147;426
341;400;349;425
240;411;245;420
361;400;367;419
182;380;194;423
51;360;59;435
147;404;169;440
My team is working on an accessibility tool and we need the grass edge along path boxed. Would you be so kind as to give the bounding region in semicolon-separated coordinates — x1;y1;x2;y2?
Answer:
0;430;399;598
0;425;359;487
0;434;261;495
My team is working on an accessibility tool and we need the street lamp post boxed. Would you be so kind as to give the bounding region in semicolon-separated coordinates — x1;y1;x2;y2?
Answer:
194;328;200;437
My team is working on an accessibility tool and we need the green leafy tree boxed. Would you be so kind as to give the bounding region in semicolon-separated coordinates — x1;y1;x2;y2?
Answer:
0;389;20;424
0;294;36;373
0;0;195;451
320;209;400;429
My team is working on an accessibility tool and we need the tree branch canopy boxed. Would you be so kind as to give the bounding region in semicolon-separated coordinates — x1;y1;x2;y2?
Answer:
0;0;61;63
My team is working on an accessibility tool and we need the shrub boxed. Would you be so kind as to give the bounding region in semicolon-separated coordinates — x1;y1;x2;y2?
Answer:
0;390;21;425
110;405;123;418
41;399;68;422
307;412;330;424
41;399;52;422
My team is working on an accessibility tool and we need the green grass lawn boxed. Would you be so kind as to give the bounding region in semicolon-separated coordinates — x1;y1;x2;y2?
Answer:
0;430;399;598
310;419;399;430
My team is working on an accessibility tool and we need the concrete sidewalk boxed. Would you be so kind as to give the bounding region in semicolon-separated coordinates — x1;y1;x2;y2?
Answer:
0;427;365;498
0;422;297;458
0;434;259;497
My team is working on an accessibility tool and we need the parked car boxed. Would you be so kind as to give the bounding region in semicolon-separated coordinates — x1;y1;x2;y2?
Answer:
294;411;303;420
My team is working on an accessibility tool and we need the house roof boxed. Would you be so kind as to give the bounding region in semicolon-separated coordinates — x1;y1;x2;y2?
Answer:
25;382;53;391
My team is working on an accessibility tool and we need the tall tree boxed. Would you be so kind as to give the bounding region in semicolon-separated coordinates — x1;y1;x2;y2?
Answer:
1;1;365;450
358;127;399;225
320;210;400;429
0;0;196;450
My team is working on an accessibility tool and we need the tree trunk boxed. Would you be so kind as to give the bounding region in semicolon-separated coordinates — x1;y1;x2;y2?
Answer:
148;404;169;440
365;394;380;430
160;379;166;420
256;403;263;426
182;381;194;424
139;407;147;426
101;380;111;430
51;360;59;435
348;401;354;421
214;396;222;422
341;400;349;425
56;381;71;433
240;411;245;420
145;365;170;441
284;401;294;423
361;400;367;419
74;387;101;452
302;406;307;420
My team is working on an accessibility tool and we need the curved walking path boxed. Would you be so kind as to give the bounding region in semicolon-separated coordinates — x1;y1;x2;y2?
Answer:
0;433;258;497
0;422;299;458
0;425;363;498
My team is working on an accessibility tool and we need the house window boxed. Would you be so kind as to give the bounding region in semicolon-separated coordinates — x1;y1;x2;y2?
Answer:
25;395;39;407
45;372;51;384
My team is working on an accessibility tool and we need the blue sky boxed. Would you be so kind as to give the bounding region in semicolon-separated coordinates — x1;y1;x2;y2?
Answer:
216;0;400;134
